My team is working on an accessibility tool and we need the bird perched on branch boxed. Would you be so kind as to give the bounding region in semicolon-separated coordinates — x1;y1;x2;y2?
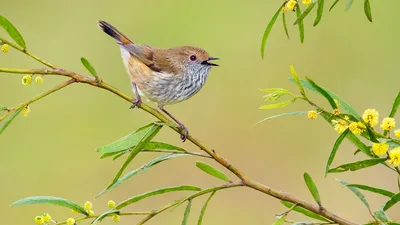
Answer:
98;20;218;141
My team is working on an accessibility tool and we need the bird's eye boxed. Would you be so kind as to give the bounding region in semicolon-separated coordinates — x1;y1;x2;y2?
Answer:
190;55;196;61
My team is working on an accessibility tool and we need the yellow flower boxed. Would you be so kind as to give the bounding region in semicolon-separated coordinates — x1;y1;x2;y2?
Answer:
362;109;379;127
84;201;92;210
334;99;339;107
22;105;30;117
1;44;9;53
286;0;297;11
71;209;78;214
35;76;44;84
333;109;340;116
35;216;44;225
282;7;288;13
112;214;120;222
394;129;400;139
42;213;51;223
389;147;400;167
372;142;389;156
308;110;318;119
88;210;95;216
381;117;396;131
349;122;366;135
107;200;116;209
302;0;312;5
66;218;75;225
333;120;348;134
22;75;32;85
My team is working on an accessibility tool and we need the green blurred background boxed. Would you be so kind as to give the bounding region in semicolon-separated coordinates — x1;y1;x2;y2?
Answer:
1;0;399;224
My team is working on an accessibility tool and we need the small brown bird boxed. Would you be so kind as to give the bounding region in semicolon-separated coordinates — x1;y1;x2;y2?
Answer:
98;20;218;141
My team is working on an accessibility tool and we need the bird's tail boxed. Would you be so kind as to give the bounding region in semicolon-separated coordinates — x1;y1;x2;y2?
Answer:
98;20;133;45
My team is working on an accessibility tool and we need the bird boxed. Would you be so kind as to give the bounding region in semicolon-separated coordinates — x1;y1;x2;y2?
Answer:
98;20;219;142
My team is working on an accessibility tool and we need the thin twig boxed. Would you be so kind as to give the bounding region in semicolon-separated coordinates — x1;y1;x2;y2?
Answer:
141;149;212;158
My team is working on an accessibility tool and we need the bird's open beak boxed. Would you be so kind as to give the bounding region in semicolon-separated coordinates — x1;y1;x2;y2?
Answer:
202;57;219;66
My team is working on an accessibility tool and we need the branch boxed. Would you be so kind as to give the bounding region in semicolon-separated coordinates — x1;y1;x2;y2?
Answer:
0;38;359;225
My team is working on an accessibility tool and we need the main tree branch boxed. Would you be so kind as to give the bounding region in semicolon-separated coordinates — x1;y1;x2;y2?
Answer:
0;38;358;225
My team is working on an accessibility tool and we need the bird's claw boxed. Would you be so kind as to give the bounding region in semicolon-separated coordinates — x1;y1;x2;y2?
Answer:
129;98;142;109
180;125;189;142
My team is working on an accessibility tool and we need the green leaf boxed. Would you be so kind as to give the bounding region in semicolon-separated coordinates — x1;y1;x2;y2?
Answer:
305;77;336;109
81;57;98;77
296;5;305;43
338;180;371;211
11;196;87;215
329;0;340;11
325;129;349;177
0;105;7;111
345;0;354;11
389;91;400;118
282;12;290;40
272;216;286;225
346;132;373;157
328;158;386;173
259;99;296;110
364;0;372;22
107;123;162;189
0;107;22;135
382;192;400;211
196;162;230;182
374;209;391;222
181;200;192;225
347;184;395;198
96;153;190;197
314;0;325;26
197;192;216;225
0;16;26;48
280;201;330;222
290;65;306;97
91;210;119;225
303;173;321;205
115;186;200;210
261;3;285;58
294;2;317;25
255;111;307;125
97;123;155;154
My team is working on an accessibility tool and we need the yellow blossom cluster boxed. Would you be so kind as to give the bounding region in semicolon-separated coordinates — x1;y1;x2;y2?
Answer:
22;75;44;85
283;0;309;12
34;213;52;225
84;201;94;217
308;110;318;119
1;43;9;53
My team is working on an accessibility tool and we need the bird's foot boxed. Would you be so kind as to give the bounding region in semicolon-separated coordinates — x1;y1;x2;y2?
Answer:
129;98;142;109
179;124;189;142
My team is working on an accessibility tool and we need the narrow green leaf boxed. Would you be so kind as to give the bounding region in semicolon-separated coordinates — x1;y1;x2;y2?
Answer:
345;0;354;11
261;3;285;58
329;0;340;11
325;129;349;177
259;99;296;110
196;162;230;182
81;57;98;77
282;12;290;40
374;209;391;222
314;0;325;26
346;132;373;157
91;210;119;225
197;192;216;225
0;107;23;135
0;16;26;48
280;201;330;222
305;77;336;109
0;105;7;111
107;124;162;190
294;2;317;25
255;111;307;125
96;153;190;197
304;173;321;205
382;192;400;211
97;123;154;154
347;184;395;198
181;200;192;225
290;65;306;97
364;0;372;22
272;216;286;225
389;91;400;118
11;196;87;215
115;186;201;210
338;180;371;211
328;158;386;173
296;5;305;43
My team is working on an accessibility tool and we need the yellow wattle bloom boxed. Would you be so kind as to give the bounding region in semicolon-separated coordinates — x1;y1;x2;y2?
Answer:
35;216;44;225
381;117;396;131
394;129;400;139
349;122;366;135
362;109;379;127
22;105;30;117
333;109;340;116
112;214;120;222
42;213;51;223
308;110;318;119
66;218;75;225
108;200;116;209
302;0;312;5
286;0;297;11
372;142;389;156
35;76;44;84
22;75;32;85
84;201;92;210
389;147;400;167
333;120;348;134
1;44;9;53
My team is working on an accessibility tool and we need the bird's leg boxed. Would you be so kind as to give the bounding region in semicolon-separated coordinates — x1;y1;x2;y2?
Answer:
129;82;142;109
159;105;189;142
